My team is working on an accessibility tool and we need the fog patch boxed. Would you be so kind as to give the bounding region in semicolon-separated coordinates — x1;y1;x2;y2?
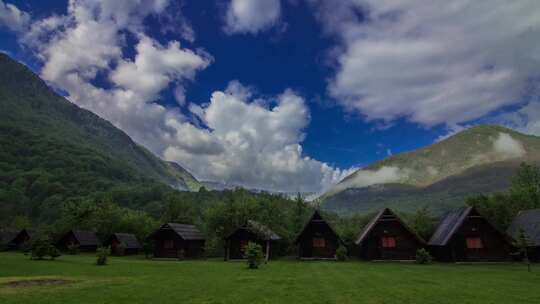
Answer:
492;132;525;159
329;166;407;195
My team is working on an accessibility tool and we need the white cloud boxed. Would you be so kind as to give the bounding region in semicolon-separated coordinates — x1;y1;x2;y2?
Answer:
0;0;30;32
492;133;526;159
111;35;211;101
4;0;348;193
310;0;540;127
327;166;407;194
224;0;281;34
164;83;351;192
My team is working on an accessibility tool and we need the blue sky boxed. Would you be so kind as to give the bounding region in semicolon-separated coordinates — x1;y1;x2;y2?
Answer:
1;0;539;193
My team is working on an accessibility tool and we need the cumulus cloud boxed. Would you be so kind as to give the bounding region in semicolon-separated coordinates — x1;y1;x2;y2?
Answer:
164;83;351;192
224;0;281;34
4;0;348;193
110;35;211;101
310;0;540;127
492;133;526;159
0;0;30;32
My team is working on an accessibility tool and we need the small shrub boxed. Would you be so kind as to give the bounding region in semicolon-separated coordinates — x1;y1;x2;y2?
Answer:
335;245;348;261
31;239;51;260
48;246;61;260
30;238;59;260
143;241;154;259
245;242;264;269
67;243;80;255
177;249;186;260
96;247;110;266
416;248;433;264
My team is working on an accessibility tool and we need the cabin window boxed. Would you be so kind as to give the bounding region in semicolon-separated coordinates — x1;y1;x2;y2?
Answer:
381;237;396;248
466;237;483;249
163;240;174;249
313;238;326;248
240;240;248;251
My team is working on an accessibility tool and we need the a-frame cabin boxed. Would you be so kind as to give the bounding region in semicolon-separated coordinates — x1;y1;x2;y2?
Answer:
356;208;425;260
429;206;513;262
224;220;281;261
295;210;343;259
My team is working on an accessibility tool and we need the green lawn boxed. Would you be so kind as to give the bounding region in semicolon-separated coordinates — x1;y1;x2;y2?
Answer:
0;252;539;304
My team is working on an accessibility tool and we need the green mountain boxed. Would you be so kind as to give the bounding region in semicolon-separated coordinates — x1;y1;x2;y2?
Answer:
0;54;201;221
321;125;540;214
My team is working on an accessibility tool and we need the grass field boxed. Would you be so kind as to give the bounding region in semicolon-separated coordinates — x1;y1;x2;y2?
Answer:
1;252;539;304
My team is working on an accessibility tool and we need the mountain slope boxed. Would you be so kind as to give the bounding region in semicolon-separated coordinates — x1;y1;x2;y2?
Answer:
321;125;540;214
0;54;200;212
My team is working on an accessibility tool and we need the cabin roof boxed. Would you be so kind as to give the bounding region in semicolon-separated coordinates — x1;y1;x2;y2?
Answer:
70;230;100;246
507;209;540;247
428;207;472;246
428;206;512;246
226;220;281;241
355;208;425;245
160;223;205;241
110;233;142;249
294;210;343;244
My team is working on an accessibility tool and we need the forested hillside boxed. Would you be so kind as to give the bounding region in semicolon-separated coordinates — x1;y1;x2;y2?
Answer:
0;54;202;224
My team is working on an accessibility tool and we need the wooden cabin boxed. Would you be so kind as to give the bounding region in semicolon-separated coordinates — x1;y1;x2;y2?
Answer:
356;208;425;260
148;223;205;259
104;233;142;256
10;229;33;249
428;207;513;262
56;229;99;252
295;210;343;259
225;220;281;261
507;209;540;262
0;229;18;250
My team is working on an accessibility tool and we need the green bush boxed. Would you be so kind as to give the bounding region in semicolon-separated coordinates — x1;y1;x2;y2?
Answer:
143;241;154;259
67;243;80;255
245;242;264;269
177;249;186;260
415;248;433;264
48;246;61;260
335;245;348;261
30;238;59;260
96;247;110;266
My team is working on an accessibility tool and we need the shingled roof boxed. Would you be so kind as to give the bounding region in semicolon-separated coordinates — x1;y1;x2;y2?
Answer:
71;230;100;246
110;233;142;249
355;208;425;245
226;220;281;241
428;207;471;246
507;209;540;247
153;223;205;241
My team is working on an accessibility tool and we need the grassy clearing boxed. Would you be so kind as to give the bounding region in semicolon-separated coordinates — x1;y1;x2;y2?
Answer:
0;252;539;304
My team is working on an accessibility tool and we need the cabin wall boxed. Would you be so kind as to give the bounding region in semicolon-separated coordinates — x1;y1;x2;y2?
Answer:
434;216;512;262
298;222;339;259
151;229;204;258
225;230;272;260
359;220;423;260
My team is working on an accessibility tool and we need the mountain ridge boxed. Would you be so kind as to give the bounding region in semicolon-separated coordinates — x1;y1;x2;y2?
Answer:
321;124;540;214
0;53;200;192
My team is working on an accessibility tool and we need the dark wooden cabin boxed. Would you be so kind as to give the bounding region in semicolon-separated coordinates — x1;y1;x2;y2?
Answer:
10;229;33;249
56;229;99;252
428;207;513;262
295;210;343;259
0;229;18;250
148;223;205;259
356;208;425;260
104;233;142;256
507;209;540;262
225;220;281;261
